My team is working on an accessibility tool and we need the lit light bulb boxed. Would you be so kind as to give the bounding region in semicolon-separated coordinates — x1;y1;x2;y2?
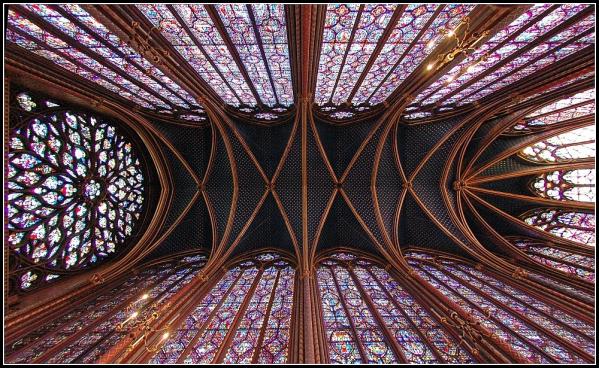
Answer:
142;294;149;300
131;311;139;318
162;332;170;340
447;30;455;37
427;63;435;71
427;39;435;49
466;65;476;73
446;75;455;83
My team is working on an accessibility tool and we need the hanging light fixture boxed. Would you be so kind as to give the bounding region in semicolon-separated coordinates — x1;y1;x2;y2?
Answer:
116;292;172;353
427;17;490;73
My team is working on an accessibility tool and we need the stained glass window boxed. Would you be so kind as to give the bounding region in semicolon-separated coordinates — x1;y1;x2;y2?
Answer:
406;250;595;363
522;208;596;246
216;5;294;107
151;253;295;364
315;4;361;106
510;237;595;282
352;4;438;105
519;70;595;105
317;253;473;364
8;92;146;292
530;169;595;202
6;5;200;111
520;125;595;163
315;4;475;106
415;4;594;108
315;4;398;105
511;89;595;132
5;254;207;364
137;5;293;108
368;4;475;105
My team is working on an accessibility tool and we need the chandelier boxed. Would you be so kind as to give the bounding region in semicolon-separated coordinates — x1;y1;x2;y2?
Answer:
426;17;490;77
116;293;172;353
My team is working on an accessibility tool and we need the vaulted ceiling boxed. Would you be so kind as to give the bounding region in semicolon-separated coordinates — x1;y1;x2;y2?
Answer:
5;3;595;278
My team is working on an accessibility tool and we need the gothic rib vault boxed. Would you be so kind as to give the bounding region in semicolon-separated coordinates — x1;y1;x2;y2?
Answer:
4;3;596;364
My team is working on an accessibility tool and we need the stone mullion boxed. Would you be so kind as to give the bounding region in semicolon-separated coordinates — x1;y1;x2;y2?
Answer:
465;189;593;251
8;263;177;363
205;5;264;107
246;5;280;106
499;75;595;117
529;100;595;120
5;270;132;360
469;46;594;117
459;27;596;104
14;5;176;110
164;4;243;106
284;5;299;102
415;263;556;363
250;269;281;363
461;266;595;344
346;266;408;363
310;270;329;363
434;6;592;106
462;194;597;315
170;269;244;363
308;272;322;363
345;5;406;104
213;268;265;363
109;263;221;363
461;199;594;298
288;270;299;363
97;256;213;362
328;5;364;104
292;271;303;362
366;5;444;105
31;266;190;363
329;267;369;363
90;4;224;106
393;262;522;363
523;249;595;272
476;259;595;323
446;266;594;362
417;5;554;104
6;25;157;110
71;265;205;363
50;5;194;107
366;267;446;363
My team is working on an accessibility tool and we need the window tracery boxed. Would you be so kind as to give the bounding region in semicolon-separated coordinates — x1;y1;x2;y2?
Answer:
519;125;595;163
150;252;295;364
369;4;474;106
137;4;293;109
7;90;147;292
414;4;594;108
530;169;595;202
6;5;201;112
5;254;207;364
510;88;595;133
315;4;474;107
316;252;474;364
509;237;594;282
406;250;595;363
521;208;595;247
